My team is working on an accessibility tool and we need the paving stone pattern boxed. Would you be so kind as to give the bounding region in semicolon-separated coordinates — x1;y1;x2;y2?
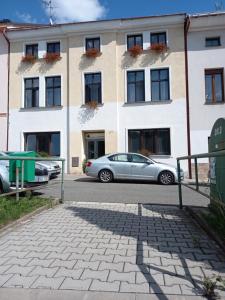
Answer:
0;203;224;297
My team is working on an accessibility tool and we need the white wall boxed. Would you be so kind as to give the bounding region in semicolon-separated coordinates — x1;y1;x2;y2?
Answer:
8;108;68;168
0;33;8;151
118;99;188;169
188;29;225;155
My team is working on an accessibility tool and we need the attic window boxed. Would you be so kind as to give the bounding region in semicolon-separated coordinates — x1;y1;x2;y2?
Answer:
205;37;221;47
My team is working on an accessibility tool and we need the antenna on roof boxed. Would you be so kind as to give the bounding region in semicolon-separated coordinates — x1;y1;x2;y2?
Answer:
42;0;56;25
214;0;224;11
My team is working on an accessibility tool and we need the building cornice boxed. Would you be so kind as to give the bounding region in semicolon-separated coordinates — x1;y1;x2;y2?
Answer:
6;14;185;41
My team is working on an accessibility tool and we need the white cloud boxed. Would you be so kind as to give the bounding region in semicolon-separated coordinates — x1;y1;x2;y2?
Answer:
43;0;106;23
16;12;37;23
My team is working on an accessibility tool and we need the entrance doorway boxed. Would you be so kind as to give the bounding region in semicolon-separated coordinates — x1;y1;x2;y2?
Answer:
84;132;105;159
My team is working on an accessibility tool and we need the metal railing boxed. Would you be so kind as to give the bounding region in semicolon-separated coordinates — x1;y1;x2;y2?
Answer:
177;149;225;209
0;156;65;202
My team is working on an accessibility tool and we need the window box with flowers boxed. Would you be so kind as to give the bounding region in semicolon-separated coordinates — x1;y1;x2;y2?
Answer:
128;45;143;58
150;43;168;54
85;48;101;58
21;54;37;64
86;100;98;110
43;52;61;63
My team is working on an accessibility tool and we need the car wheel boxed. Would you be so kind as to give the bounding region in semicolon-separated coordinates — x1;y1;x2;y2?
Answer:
99;169;113;183
159;171;174;185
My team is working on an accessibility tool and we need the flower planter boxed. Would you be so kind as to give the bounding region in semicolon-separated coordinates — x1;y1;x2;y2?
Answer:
43;52;61;63
128;45;143;58
21;55;37;64
86;101;98;109
150;43;168;54
85;48;101;58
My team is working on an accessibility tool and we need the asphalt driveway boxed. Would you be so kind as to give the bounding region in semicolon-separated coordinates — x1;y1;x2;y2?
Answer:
40;175;209;207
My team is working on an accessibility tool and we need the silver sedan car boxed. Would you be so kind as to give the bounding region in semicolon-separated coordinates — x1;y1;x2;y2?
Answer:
85;153;184;185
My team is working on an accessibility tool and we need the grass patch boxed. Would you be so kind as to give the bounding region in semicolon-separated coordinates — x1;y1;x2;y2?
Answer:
0;196;52;227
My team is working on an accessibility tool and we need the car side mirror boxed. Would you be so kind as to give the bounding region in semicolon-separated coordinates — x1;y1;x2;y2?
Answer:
146;161;153;165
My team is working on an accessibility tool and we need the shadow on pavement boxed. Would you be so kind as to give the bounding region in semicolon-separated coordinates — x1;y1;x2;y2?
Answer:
65;204;220;298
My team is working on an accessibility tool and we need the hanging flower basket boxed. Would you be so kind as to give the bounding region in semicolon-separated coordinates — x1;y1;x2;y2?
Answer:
43;52;61;63
21;54;37;64
86;100;98;109
150;43;168;54
128;45;143;58
85;48;101;58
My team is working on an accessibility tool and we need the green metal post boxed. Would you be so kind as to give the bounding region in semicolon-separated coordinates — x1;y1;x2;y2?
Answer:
177;159;183;209
60;160;65;203
15;161;19;201
194;158;199;191
21;160;24;190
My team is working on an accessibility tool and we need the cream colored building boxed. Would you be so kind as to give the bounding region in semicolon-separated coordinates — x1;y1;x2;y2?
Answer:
7;14;188;173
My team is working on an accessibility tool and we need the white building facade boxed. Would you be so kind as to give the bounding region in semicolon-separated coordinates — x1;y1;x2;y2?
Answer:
188;13;225;157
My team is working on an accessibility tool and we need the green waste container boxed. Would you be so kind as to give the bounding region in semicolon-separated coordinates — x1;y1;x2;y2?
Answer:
209;118;225;204
9;151;36;182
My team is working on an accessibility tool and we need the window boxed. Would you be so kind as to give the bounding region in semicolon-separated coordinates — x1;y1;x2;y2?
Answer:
151;68;170;101
127;34;143;50
25;132;60;156
128;129;171;156
46;76;61;107
205;69;224;103
108;154;129;162
127;71;145;103
25;44;38;58
129;154;149;163
85;73;102;103
205;37;221;47
47;42;60;54
86;37;100;51
24;78;39;108
151;32;167;45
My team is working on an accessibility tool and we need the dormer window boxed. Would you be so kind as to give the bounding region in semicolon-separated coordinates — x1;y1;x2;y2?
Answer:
127;34;143;50
205;37;221;47
150;32;167;46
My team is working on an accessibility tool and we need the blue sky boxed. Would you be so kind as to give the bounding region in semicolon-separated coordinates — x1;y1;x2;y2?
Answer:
0;0;224;24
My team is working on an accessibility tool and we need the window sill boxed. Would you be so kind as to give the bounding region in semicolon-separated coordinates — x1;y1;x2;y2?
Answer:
204;101;225;105
150;155;172;159
123;100;172;106
81;103;104;108
20;106;63;112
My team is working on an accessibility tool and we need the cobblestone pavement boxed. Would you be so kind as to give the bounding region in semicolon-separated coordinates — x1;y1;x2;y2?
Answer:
0;203;224;298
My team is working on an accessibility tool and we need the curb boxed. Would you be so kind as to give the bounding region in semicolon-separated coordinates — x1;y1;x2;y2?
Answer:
186;206;225;253
0;198;60;238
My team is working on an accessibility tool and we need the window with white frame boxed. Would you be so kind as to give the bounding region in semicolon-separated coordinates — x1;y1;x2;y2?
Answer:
45;76;61;107
128;128;171;156
24;78;39;108
127;70;145;103
85;73;102;103
151;68;170;101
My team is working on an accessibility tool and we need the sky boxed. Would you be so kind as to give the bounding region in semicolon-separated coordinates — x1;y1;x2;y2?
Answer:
0;0;224;24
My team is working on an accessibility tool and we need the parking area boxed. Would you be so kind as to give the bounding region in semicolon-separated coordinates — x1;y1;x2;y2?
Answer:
0;202;224;298
40;175;209;207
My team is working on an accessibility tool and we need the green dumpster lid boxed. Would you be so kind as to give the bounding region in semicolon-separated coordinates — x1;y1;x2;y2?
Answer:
209;118;225;152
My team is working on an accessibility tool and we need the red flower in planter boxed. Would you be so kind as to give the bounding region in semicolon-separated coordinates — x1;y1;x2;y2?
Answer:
128;45;143;58
85;48;101;58
150;43;168;54
86;101;98;109
21;54;37;64
43;52;61;63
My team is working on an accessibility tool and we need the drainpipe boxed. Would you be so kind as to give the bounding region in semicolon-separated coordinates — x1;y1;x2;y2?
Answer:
184;15;192;179
2;28;10;151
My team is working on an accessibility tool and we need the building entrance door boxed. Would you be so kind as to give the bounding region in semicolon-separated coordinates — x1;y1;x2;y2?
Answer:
87;139;105;159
